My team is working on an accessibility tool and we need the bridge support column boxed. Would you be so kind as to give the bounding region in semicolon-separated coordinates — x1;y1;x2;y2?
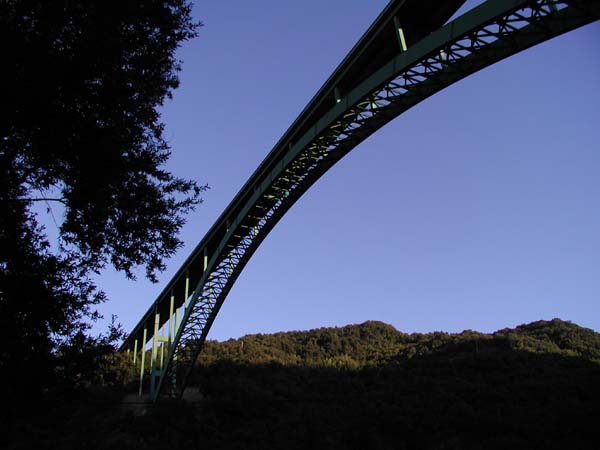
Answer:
151;311;160;370
168;291;175;350
150;310;160;397
171;308;180;396
159;335;165;368
393;16;408;52
203;248;211;302
133;338;138;367
138;327;147;396
185;271;190;310
334;87;342;104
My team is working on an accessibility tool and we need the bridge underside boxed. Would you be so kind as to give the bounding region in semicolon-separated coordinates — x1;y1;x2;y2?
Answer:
119;0;599;402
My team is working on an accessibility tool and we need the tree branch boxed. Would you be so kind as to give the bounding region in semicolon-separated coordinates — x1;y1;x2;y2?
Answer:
20;197;68;205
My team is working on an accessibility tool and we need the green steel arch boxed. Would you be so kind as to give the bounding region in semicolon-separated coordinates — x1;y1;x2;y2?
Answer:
120;0;599;402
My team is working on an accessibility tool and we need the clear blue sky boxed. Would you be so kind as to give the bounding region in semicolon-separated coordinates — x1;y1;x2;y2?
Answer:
92;1;599;340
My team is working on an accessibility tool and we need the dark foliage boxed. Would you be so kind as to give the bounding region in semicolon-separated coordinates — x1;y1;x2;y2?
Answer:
0;161;104;397
0;0;204;279
0;0;203;397
53;316;134;392
5;319;599;449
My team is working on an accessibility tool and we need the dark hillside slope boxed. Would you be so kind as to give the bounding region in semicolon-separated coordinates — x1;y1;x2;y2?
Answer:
6;319;600;450
188;319;600;449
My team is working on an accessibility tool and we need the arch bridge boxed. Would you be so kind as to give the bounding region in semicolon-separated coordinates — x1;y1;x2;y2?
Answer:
119;0;599;402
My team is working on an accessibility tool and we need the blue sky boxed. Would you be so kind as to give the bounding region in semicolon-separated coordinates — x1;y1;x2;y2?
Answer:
90;1;599;340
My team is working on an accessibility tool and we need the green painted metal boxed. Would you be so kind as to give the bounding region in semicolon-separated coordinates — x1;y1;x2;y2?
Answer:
393;16;409;51
138;327;147;396
149;311;160;397
119;0;599;402
151;312;159;372
159;341;164;368
168;292;174;345
185;271;190;304
334;87;342;104
133;338;138;367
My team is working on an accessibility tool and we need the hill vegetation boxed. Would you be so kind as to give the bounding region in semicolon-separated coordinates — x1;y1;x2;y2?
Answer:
196;318;600;367
5;318;600;449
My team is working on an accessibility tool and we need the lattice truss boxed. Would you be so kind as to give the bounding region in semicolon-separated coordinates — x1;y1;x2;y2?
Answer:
155;0;596;400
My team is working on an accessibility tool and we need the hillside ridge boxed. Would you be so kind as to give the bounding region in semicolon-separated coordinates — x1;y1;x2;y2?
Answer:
198;318;600;368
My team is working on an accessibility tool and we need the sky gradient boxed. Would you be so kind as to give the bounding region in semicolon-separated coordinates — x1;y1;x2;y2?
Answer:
88;1;599;340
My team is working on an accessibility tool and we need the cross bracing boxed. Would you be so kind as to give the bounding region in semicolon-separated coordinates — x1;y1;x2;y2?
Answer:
119;0;599;402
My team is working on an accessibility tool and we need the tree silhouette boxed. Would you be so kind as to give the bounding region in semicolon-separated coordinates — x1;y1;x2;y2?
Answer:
0;0;203;395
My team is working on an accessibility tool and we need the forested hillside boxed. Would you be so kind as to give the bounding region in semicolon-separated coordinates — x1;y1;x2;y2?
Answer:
187;319;600;449
6;319;600;450
196;318;600;367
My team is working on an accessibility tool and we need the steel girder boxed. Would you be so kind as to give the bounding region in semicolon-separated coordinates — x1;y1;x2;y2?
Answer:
125;0;599;402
